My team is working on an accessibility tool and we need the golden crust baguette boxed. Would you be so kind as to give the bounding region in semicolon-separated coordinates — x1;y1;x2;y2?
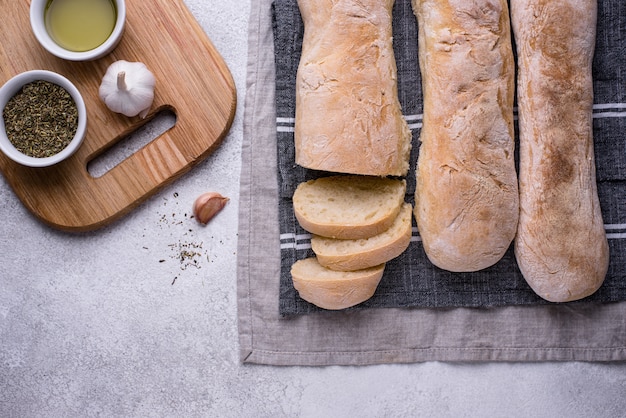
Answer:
412;0;519;272
295;0;411;176
511;0;609;302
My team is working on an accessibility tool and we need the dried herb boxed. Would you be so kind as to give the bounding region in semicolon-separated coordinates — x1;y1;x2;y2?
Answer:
2;80;78;158
168;241;204;270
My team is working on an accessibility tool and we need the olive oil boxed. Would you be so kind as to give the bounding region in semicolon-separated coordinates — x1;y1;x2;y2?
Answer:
45;0;117;52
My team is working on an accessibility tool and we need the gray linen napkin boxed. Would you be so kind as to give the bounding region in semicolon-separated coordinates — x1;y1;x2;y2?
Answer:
237;0;626;364
273;0;626;316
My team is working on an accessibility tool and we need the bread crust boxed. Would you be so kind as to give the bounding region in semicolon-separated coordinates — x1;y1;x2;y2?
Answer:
295;0;411;176
511;0;609;302
412;0;519;272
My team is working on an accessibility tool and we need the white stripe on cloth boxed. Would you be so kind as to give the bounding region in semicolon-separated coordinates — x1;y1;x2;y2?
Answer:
280;233;312;250
280;224;626;250
277;103;626;132
276;114;425;131
605;224;626;240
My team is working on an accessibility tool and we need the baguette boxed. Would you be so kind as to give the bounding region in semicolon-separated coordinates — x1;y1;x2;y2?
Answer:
511;0;609;302
295;0;412;176
291;257;385;310
412;0;519;272
293;175;406;240
312;202;413;271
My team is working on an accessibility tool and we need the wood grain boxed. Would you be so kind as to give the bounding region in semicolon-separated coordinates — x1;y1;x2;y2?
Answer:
0;0;237;232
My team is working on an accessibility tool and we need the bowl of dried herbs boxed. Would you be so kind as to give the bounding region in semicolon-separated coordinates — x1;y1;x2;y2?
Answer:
0;70;87;167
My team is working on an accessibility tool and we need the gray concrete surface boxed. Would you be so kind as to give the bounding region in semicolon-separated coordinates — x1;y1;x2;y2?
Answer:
1;1;625;417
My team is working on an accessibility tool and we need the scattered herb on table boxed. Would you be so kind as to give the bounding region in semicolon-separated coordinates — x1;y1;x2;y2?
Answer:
2;80;78;158
168;241;204;270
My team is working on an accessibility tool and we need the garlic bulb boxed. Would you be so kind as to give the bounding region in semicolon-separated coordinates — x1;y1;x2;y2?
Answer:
99;60;156;118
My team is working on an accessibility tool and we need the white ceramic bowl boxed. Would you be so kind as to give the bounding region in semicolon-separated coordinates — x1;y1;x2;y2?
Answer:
0;70;87;168
30;0;126;61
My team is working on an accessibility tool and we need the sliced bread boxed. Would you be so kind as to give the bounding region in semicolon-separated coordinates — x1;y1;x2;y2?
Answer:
291;257;385;310
292;175;406;239
312;202;413;271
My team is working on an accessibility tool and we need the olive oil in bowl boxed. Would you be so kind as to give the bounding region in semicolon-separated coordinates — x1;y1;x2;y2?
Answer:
45;0;117;52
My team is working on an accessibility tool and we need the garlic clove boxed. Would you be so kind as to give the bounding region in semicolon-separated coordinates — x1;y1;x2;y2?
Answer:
193;192;229;224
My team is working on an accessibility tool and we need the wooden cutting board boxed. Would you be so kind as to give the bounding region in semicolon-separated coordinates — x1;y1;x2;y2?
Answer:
0;0;236;232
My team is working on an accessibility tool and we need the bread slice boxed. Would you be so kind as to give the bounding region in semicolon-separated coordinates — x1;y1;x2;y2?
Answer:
291;257;385;310
312;202;413;271
293;175;406;239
